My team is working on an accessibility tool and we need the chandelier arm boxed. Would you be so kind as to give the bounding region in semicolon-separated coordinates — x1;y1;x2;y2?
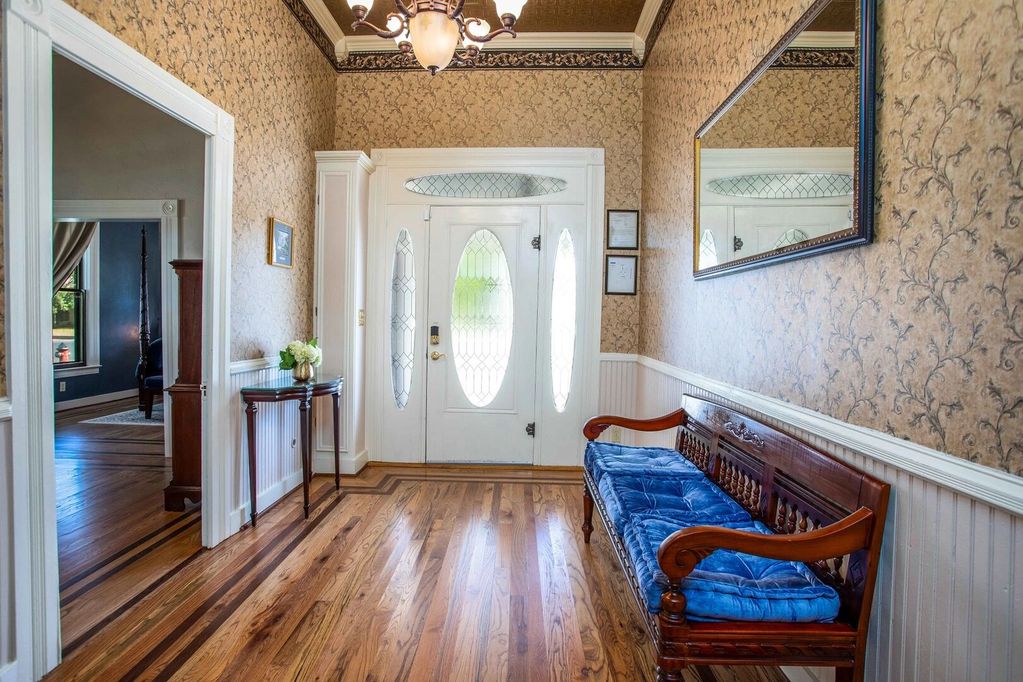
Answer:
447;0;465;19
393;0;412;17
351;12;407;38
463;16;517;43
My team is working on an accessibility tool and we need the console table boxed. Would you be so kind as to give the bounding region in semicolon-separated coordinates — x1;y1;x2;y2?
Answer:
240;375;343;527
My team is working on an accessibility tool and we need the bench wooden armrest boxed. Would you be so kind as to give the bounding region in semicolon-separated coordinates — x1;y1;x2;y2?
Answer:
583;408;688;441
656;507;875;580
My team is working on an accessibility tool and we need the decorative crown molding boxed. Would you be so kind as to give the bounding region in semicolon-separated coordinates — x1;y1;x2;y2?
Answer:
283;0;342;69
641;0;678;65
772;48;855;69
336;49;642;72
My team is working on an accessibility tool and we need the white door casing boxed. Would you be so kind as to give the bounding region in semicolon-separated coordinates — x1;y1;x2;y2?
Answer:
365;148;604;468
4;1;235;677
425;206;541;464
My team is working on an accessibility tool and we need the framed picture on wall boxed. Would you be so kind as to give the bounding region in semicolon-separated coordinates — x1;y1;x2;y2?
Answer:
605;255;638;295
606;209;640;250
268;217;294;269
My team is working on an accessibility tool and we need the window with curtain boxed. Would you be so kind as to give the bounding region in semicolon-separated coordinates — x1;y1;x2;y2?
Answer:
53;262;86;366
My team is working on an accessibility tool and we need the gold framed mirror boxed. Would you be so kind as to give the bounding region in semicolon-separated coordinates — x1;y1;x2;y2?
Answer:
694;0;875;278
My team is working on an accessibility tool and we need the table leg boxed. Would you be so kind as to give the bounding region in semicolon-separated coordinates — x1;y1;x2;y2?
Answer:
332;391;341;491
245;400;258;528
299;397;311;518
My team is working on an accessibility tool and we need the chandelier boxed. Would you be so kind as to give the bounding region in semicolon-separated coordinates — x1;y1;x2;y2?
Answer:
346;0;528;74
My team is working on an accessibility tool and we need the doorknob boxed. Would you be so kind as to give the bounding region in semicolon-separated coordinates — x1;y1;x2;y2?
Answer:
430;351;447;361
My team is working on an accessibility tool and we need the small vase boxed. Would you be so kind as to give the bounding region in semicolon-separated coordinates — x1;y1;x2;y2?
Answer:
292;362;314;382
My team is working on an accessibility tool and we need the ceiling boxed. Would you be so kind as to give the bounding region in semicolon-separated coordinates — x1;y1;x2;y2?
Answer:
327;0;649;35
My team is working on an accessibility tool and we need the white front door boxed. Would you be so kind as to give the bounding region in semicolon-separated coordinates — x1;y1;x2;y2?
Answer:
425;206;541;464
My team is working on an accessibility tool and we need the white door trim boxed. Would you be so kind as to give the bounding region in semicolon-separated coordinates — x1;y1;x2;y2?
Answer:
3;1;235;677
53;199;182;460
365;148;604;467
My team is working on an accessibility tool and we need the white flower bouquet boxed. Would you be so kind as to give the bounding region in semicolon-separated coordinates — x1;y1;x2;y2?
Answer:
279;338;322;380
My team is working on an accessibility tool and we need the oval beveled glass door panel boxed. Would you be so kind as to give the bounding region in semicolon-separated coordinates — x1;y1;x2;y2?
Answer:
390;229;416;409
550;229;576;412
451;229;514;407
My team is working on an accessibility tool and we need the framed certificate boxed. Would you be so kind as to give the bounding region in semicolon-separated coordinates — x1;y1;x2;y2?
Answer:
605;255;638;295
606;209;640;250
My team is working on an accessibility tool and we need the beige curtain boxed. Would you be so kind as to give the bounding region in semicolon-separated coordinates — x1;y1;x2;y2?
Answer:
53;221;99;291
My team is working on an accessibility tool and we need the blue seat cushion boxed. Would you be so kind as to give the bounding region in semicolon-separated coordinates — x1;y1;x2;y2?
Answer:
584;441;703;484
623;515;841;623
597;474;751;534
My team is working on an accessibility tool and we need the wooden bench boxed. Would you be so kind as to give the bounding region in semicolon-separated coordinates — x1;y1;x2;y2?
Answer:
581;395;889;682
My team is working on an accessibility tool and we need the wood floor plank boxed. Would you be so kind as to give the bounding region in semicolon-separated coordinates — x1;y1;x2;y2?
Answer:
49;456;789;682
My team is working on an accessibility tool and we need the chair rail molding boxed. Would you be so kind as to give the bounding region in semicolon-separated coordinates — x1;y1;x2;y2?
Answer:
600;353;1023;517
4;0;236;677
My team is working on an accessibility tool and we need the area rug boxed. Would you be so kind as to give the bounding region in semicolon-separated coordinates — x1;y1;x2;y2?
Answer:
82;404;164;427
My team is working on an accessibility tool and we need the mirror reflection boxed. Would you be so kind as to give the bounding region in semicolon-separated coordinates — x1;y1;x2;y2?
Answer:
696;0;858;272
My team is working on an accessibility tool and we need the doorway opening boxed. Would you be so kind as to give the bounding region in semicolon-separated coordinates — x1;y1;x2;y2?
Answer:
363;149;604;468
5;1;237;674
50;56;205;656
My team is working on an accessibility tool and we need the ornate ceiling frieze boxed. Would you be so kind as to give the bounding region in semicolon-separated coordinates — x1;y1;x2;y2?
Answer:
772;48;856;69
335;49;642;72
283;0;342;69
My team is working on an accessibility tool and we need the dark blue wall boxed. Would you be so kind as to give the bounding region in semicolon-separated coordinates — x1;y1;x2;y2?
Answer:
56;221;163;402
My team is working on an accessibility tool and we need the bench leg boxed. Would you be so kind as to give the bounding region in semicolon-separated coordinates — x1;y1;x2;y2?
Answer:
655;663;685;682
582;486;594;543
835;663;862;682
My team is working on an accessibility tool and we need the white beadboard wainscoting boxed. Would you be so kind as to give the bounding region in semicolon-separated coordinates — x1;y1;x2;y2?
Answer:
228;359;304;530
0;403;15;678
598;354;1023;682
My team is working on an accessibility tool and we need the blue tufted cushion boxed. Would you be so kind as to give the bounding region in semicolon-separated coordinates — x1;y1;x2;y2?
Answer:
623;515;840;623
584;441;703;484
596;474;751;535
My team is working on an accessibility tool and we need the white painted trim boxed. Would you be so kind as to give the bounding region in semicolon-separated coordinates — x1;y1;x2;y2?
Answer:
230;356;280;375
53;388;138;412
53;199;183;464
0;400;12;422
53;363;101;379
370;146;604;168
633;0;662;56
4;1;236;677
0;662;18;682
228;469;304;531
300;0;348;59
790;31;855;49
622;354;1023;518
314;449;368;476
344;31;637;53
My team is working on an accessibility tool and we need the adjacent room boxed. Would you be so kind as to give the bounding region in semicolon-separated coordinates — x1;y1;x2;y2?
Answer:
1;1;1020;681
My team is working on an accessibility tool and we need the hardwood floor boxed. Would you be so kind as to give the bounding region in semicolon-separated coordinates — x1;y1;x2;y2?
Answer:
48;455;785;682
54;399;201;656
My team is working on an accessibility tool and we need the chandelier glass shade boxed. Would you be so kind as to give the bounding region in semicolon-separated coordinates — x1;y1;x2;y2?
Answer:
346;0;527;74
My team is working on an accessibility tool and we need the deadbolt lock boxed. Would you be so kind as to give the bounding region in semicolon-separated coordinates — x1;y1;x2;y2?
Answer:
430;324;440;346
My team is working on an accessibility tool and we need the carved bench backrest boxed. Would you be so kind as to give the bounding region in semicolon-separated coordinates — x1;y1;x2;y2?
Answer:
674;395;890;631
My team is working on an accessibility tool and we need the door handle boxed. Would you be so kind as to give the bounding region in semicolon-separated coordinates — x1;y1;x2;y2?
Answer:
430;351;447;361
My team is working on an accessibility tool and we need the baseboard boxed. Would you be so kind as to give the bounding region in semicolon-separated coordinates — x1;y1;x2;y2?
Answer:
313;449;368;475
54;388;138;411
229;468;304;530
617;354;1023;517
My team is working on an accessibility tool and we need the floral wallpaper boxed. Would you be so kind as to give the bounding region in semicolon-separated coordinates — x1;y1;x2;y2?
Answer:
333;69;644;353
642;0;1023;475
0;0;336;371
702;67;856;149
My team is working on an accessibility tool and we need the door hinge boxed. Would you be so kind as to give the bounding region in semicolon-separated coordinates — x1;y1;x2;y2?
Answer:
200;383;208;398
531;235;541;250
525;422;536;437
